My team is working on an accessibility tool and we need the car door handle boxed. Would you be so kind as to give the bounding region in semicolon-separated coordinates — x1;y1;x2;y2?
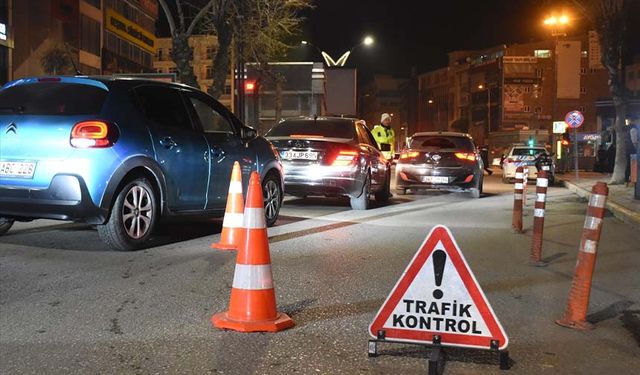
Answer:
211;146;225;158
159;137;177;149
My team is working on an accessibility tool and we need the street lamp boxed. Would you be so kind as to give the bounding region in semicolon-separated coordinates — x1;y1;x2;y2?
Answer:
301;36;374;67
543;13;570;37
478;84;491;133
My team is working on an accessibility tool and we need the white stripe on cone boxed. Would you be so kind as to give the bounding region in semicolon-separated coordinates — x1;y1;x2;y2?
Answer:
243;207;267;229
228;181;243;194
537;178;549;187
589;194;606;208
515;173;524;179
536;193;546;202
222;212;244;228
534;208;545;217
515;183;524;190
583;216;602;231
514;193;523;200
580;239;598;254
232;264;274;290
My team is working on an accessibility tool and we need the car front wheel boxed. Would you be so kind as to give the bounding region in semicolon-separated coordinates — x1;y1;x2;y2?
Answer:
98;177;158;251
0;217;14;236
262;173;282;227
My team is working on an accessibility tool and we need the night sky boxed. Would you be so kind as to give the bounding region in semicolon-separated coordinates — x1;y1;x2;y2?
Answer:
159;0;640;79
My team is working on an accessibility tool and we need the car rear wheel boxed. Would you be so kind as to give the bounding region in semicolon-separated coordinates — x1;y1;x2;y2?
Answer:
98;177;158;251
262;173;282;227
0;217;14;236
374;171;391;203
350;173;371;210
469;176;483;198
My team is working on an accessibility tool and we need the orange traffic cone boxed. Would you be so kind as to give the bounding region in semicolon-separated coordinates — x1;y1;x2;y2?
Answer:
211;161;244;251
211;172;294;332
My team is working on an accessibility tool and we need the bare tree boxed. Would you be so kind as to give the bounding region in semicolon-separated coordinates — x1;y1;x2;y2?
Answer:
572;0;633;184
158;0;216;88
201;0;311;100
40;45;71;75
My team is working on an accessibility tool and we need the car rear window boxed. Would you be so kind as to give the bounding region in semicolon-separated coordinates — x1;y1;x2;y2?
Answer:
0;83;107;115
512;148;547;156
409;136;474;152
266;120;356;139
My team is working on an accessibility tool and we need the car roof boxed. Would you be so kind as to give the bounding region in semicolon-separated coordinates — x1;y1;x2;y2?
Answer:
412;131;471;138
3;75;196;91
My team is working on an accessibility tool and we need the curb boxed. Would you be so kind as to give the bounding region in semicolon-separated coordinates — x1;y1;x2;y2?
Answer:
560;178;640;229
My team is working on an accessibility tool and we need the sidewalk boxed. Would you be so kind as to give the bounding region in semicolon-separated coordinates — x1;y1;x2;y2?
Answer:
558;171;640;228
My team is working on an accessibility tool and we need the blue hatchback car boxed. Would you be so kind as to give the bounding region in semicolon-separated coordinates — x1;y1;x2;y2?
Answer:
0;76;284;250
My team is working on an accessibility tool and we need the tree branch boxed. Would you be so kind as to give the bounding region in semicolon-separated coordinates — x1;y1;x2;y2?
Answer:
186;0;218;37
158;0;177;36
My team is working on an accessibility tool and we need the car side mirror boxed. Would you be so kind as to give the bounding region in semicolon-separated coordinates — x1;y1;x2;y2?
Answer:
379;144;391;152
241;126;257;142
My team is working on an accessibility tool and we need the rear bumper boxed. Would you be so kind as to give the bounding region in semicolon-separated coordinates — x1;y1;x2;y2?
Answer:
282;163;363;197
395;163;479;191
0;174;107;223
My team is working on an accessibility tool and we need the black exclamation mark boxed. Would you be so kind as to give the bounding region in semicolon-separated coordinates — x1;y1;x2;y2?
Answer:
432;250;447;300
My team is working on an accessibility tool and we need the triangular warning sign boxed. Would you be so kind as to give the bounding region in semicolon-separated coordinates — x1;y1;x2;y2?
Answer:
369;225;508;350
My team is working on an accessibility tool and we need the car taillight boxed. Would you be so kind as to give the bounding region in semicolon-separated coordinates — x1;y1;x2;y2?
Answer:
455;152;476;161
400;151;420;160
331;150;358;166
70;121;117;148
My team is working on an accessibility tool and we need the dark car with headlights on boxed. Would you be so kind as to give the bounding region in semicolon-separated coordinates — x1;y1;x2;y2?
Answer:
266;117;391;210
395;132;483;198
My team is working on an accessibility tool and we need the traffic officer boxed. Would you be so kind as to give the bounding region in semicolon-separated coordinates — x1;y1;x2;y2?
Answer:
372;113;395;160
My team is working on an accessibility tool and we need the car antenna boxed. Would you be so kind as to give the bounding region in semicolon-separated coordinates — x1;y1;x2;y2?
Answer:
64;43;82;75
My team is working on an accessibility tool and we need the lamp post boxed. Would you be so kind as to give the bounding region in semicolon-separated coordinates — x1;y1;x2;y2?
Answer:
301;36;374;67
543;13;570;171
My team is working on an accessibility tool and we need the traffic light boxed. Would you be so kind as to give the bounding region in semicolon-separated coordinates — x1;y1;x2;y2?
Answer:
245;81;256;94
561;132;570;146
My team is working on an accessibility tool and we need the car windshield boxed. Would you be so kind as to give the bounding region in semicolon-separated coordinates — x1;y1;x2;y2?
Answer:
0;83;107;115
512;148;547;156
266;120;356;139
409;136;474;152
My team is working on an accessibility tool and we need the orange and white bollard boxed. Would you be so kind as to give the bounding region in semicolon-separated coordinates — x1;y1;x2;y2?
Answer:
556;182;609;330
522;166;529;207
529;170;548;266
512;166;524;233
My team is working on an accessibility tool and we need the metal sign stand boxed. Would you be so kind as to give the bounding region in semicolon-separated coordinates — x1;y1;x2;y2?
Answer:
368;330;510;373
573;127;579;182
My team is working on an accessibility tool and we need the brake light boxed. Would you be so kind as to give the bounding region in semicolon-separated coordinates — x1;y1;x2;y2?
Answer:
331;150;358;166
37;77;61;82
70;121;116;148
400;151;420;159
455;152;476;161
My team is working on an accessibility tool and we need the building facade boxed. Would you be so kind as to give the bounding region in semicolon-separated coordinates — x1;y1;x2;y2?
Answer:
0;0;12;85
415;33;610;162
9;0;155;80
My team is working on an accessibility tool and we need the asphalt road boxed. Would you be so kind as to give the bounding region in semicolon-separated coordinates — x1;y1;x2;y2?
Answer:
1;171;639;374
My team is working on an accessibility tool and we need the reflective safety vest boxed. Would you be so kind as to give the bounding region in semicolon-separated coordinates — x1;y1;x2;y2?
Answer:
372;124;395;160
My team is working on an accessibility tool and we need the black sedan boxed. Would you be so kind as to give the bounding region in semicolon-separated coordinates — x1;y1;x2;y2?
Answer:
395;132;483;198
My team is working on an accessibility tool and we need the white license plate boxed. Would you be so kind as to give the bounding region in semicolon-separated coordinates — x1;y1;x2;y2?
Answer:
0;161;37;178
281;150;318;160
422;176;448;184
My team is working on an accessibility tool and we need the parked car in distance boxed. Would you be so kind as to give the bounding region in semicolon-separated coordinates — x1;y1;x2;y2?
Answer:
0;76;283;250
265;117;391;210
395;131;484;198
501;144;554;183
